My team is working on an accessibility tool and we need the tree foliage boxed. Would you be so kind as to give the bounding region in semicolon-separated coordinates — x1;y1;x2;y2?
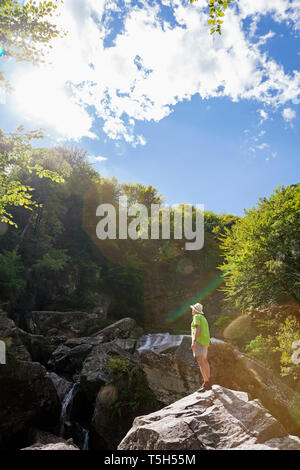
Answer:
0;0;62;89
219;185;300;310
0;145;237;325
0;126;64;226
191;0;232;35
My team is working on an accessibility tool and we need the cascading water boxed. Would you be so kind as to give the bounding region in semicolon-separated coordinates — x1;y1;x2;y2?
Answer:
137;332;190;354
59;385;90;449
81;427;89;450
137;333;223;354
59;384;75;438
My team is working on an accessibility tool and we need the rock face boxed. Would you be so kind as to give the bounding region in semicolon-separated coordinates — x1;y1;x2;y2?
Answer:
25;311;106;338
118;385;300;450
91;317;143;342
138;334;300;437
18;328;65;365
0;312;31;362
80;341;140;403
47;372;73;403
91;293;112;320
139;349;199;405
48;317;141;378
0;360;59;449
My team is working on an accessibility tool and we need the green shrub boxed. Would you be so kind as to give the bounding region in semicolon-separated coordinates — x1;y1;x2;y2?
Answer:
214;314;232;330
244;334;277;369
275;316;300;379
108;357;156;418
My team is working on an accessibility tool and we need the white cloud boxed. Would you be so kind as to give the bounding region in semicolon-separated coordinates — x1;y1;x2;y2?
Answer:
282;107;297;121
258;109;269;124
10;0;300;143
88;155;108;163
257;142;269;150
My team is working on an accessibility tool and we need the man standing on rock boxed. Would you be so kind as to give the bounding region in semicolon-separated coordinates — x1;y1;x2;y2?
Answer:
190;303;211;391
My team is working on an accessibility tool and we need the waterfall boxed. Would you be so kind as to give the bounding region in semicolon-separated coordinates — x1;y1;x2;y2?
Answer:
81;427;89;450
137;333;190;354
137;333;224;354
59;384;75;438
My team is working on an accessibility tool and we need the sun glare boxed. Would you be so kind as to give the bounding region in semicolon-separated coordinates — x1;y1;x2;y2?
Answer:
13;69;94;141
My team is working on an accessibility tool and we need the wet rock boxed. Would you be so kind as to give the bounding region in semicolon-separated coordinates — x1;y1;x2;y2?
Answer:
47;372;73;403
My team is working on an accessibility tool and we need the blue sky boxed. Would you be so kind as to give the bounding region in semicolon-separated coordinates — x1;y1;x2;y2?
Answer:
1;0;300;215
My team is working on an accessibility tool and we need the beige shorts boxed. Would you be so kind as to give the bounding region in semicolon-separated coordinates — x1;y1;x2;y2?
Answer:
192;343;208;358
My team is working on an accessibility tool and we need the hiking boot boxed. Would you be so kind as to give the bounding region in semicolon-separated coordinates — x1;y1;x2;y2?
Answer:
197;381;212;392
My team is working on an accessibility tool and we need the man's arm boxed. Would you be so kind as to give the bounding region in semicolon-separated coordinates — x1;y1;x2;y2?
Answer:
192;325;201;349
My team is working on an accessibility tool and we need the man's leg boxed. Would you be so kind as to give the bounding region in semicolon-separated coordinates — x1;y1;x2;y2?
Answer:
196;355;210;383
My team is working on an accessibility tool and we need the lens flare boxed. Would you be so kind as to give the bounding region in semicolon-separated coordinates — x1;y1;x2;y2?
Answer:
164;272;228;324
0;45;5;57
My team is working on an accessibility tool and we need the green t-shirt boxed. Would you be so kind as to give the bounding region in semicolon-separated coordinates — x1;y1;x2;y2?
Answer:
191;313;210;347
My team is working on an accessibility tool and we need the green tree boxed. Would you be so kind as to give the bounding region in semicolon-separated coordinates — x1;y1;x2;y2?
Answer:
0;1;65;225
0;126;64;226
0;249;25;305
0;0;62;89
219;185;300;310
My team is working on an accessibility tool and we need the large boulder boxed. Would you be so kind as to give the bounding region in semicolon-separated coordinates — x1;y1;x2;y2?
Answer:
139;349;199;405
76;340;159;449
138;335;300;436
80;341;140;403
90;370;159;450
48;318;141;379
18;328;66;365
0;360;60;449
25;311;106;338
0;312;31;362
92;317;143;342
118;385;300;450
48;341;99;378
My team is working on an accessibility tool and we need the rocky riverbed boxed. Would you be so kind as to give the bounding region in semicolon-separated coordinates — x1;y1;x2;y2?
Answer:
0;310;299;450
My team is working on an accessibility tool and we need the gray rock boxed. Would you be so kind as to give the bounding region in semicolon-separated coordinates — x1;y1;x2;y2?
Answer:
47;372;73;402
22;441;79;450
80;341;139;403
138;334;300;436
18;328;66;365
48;343;95;377
89;347;159;449
118;385;300;450
91;293;112;320
26;311;106;338
139;349;199;405
92;317;142;342
0;360;59;448
47;318;141;378
0;312;31;362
